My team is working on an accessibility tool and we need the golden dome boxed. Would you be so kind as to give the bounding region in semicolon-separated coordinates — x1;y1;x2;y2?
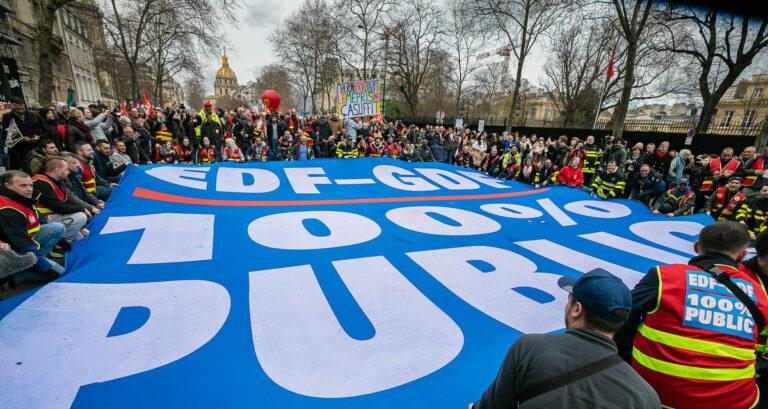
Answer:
216;51;237;81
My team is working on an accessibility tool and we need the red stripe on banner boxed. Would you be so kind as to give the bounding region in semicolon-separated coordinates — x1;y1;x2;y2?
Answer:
132;187;550;207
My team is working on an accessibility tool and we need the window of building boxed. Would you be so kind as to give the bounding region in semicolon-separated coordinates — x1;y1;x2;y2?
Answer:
754;88;764;99
741;110;756;128
719;110;734;127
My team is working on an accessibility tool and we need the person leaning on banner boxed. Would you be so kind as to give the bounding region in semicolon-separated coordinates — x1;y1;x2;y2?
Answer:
33;157;93;244
629;164;665;207
614;221;768;409
737;185;768;240
652;178;695;217
705;176;746;221
740;232;768;408
0;170;66;283
556;156;584;188
469;269;660;409
590;160;626;199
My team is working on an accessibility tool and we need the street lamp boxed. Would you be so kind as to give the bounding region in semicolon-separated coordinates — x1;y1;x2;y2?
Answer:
358;24;389;118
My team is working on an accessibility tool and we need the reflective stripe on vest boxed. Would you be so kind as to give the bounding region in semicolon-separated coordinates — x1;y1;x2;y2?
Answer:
32;174;66;215
703;158;741;191
0;196;41;238
742;157;764;187
632;348;755;381
78;159;97;193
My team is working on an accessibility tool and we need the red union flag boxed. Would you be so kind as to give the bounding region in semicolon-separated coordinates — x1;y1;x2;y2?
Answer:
143;91;153;116
607;51;615;81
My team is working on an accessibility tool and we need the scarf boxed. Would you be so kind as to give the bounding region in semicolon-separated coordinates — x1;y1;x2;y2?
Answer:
656;149;668;158
69;118;92;140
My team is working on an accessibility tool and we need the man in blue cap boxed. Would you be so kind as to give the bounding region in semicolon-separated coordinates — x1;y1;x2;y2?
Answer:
652;178;695;217
470;269;659;409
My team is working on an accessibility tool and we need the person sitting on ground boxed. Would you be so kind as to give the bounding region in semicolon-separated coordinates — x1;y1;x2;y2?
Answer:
291;133;314;161
0;241;37;295
175;136;196;164
61;152;104;211
222;137;245;162
199;136;216;164
336;137;357;159
591;160;626;199
556;156;584;188
93;140;127;183
23;138;59;176
0;170;66;283
74;141;114;200
110;139;133;168
706;176;746;221
736;185;768;239
630;163;665;207
32;157;91;244
535;158;558;188
470;268;660;409
247;136;269;162
652;179;695;217
513;157;538;185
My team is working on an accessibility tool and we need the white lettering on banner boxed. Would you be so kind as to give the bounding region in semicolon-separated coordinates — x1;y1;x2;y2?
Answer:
248;211;381;249
456;170;510;189
248;257;463;398
406;246;567;333
386;206;501;236
414;168;480;190
536;198;577;226
480;203;544;219
630;221;704;256
0;281;230;409
146;166;209;190
563;200;632;219
284;167;332;194
579;232;690;264
373;165;439;191
100;213;215;264
216;167;280;193
515;239;644;287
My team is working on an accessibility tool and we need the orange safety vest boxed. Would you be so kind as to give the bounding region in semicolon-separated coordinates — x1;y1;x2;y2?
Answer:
175;145;194;164
77;158;97;193
0;195;40;238
225;147;242;162
742;157;765;187
702;158;741;192
632;263;768;409
387;144;401;158
31;174;66;215
368;144;385;157
664;188;695;215
711;187;746;221
200;147;215;164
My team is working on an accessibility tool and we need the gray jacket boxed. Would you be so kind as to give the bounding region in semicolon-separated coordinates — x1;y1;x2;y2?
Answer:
474;327;660;409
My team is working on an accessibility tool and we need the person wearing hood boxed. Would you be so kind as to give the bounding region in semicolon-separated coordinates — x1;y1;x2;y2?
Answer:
64;108;92;152
55;102;70;124
0;170;66;283
652;179;695;217
736;185;768;239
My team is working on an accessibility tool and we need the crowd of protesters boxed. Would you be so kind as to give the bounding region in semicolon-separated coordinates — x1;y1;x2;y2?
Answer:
5;96;768;408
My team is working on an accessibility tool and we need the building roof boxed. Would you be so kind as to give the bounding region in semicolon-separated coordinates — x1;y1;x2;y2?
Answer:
215;51;237;81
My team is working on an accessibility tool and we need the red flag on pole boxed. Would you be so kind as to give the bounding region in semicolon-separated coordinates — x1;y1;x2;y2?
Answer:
120;100;128;117
607;51;615;81
143;91;153;116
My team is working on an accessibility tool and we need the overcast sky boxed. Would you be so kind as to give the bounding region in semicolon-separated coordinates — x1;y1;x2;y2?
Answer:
201;0;551;95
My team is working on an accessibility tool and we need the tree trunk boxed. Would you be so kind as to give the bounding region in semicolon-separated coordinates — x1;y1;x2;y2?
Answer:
611;40;637;138
507;55;525;130
695;68;747;133
36;4;58;106
129;62;140;101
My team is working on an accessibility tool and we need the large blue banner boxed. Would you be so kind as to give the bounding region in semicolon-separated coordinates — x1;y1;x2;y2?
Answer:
0;158;712;408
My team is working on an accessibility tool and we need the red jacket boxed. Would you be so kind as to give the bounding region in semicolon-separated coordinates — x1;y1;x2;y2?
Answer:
557;165;583;187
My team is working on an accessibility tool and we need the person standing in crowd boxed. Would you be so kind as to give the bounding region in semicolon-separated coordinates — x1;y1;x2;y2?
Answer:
701;147;743;192
615;221;767;409
582;135;601;186
737;185;768;239
32;157;90;244
705;176;746;221
83;106;112;143
646;141;672;177
23;138;59;176
470;268;660;409
652;179;695;217
667;148;689;185
740;146;765;197
2;97;44;170
557;157;584;188
630;164;665;207
0;170;65;283
603;137;627;173
591;160;626;199
39;107;64;148
64;108;91;152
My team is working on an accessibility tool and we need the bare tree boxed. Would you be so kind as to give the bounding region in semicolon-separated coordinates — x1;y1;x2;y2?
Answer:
254;64;297;110
330;0;394;80
609;0;655;137
446;0;486;114
389;0;444;116
658;7;768;133
544;23;613;125
470;0;572;129
35;0;78;105
184;76;206;108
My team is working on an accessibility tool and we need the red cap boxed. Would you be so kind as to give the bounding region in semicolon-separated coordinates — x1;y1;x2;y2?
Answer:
203;101;213;108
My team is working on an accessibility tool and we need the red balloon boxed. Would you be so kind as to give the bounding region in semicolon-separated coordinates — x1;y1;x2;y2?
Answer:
261;90;281;112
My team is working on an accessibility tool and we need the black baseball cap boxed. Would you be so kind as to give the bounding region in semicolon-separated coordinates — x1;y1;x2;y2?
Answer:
558;268;632;322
